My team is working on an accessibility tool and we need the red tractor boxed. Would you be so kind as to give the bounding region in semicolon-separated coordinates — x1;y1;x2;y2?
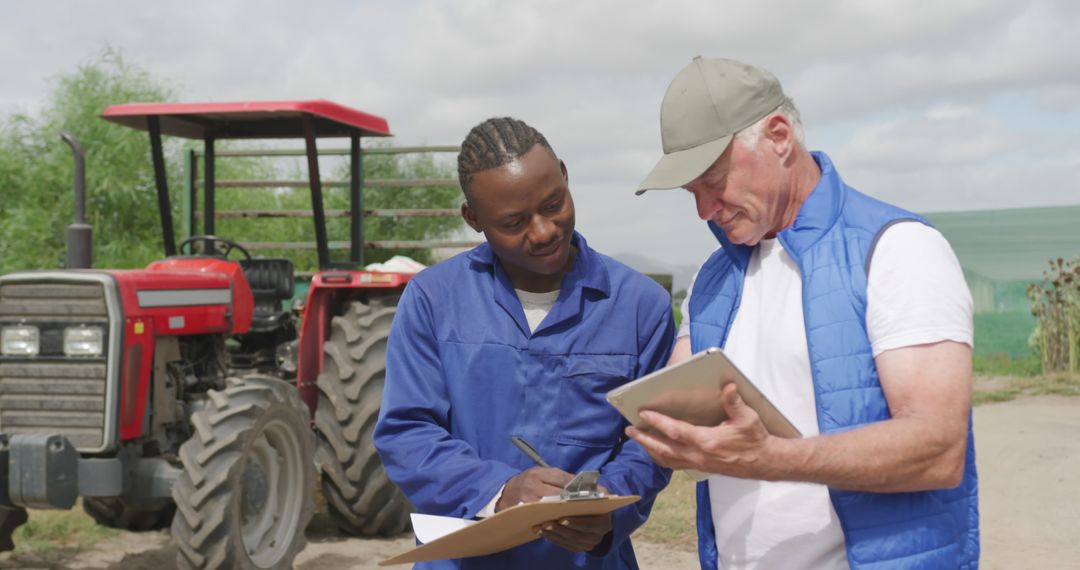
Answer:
0;101;439;568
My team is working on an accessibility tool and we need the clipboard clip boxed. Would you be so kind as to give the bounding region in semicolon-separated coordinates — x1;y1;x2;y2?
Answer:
561;471;604;500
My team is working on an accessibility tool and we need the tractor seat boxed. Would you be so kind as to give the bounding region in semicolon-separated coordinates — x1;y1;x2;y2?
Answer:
239;258;295;332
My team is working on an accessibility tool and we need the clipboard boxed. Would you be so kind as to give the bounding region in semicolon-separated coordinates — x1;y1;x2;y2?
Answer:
606;347;800;440
379;494;639;565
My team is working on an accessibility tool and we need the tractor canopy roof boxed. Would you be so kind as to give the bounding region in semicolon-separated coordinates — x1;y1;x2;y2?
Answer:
101;100;391;139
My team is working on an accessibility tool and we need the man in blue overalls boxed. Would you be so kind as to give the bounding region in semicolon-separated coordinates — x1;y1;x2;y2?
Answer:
629;58;979;569
374;117;675;569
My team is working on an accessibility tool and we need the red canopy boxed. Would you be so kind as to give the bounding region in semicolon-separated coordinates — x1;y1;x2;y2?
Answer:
101;99;391;139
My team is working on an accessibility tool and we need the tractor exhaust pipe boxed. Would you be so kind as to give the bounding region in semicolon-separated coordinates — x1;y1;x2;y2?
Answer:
60;132;92;269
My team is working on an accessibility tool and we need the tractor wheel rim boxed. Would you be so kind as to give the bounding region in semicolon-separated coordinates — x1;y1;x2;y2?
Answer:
241;417;304;567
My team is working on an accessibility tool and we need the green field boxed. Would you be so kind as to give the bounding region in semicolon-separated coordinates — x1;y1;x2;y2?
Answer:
926;206;1080;283
677;295;1041;375
973;311;1036;357
13;504;118;555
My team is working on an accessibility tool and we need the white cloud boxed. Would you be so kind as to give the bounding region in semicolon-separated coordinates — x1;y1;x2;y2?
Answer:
3;0;1080;269
834;106;1018;172
841;155;1080;214
788;1;1080;123
1034;84;1080;114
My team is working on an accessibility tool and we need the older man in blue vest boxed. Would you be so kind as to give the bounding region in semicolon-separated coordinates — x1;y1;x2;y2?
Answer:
629;57;979;569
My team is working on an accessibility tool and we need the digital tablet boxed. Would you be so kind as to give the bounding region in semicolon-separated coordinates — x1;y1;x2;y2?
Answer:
606;347;801;439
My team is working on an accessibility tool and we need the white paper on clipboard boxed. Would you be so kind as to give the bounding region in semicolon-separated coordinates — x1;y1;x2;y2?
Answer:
606;348;801;480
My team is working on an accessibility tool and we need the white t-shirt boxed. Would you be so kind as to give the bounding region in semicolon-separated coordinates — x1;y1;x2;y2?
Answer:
679;222;972;569
516;288;561;333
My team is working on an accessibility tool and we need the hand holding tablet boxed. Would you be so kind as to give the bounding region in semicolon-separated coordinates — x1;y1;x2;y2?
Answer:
606;347;800;439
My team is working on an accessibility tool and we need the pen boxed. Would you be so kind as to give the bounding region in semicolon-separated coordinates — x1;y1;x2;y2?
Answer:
511;436;552;468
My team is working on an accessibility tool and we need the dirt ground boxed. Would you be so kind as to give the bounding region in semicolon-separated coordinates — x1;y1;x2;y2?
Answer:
1;394;1076;569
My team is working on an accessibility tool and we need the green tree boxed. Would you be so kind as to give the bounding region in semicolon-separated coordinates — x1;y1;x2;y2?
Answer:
211;144;466;269
344;146;466;266
1;49;465;273
0;49;179;270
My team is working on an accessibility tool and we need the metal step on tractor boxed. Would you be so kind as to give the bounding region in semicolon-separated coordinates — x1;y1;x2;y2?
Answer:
0;101;475;569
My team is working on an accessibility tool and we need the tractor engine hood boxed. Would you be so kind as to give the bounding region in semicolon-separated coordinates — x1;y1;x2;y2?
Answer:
109;257;254;335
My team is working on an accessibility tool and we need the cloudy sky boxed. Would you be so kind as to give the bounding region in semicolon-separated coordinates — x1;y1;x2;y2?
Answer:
3;0;1079;273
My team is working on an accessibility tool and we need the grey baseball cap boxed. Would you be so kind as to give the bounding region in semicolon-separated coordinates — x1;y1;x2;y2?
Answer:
636;57;787;195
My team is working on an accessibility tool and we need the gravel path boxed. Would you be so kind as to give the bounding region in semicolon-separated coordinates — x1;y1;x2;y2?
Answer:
2;394;1075;569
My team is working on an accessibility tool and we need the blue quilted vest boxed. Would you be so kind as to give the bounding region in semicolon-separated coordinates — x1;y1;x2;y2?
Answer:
688;152;979;569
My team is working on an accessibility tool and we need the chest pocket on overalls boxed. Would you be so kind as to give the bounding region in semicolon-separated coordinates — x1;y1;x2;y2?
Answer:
556;354;634;447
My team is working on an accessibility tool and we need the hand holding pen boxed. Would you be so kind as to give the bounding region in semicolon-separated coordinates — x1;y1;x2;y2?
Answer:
505;436;613;552
498;436;571;512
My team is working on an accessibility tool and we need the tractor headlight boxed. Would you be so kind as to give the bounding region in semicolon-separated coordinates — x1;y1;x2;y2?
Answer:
64;326;104;356
1;326;40;356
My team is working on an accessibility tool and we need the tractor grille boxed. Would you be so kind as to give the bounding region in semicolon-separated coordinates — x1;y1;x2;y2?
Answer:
0;280;113;451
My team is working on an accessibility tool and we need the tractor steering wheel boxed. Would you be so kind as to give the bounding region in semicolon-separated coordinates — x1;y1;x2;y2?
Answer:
178;235;253;261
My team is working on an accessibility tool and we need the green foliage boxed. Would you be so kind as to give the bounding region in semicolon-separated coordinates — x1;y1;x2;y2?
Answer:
0;48;180;271
1027;256;1080;373
1023;373;1080;397
14;507;118;554
635;471;697;546
972;389;1019;406
972;353;1041;376
972;372;1080;405
188;148;309;261
0;49;465;273
672;290;686;329
354;149;464;266
212;144;464;270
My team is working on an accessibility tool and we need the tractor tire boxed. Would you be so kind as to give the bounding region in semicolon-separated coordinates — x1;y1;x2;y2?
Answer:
315;296;411;537
84;497;175;531
171;375;315;570
0;507;28;552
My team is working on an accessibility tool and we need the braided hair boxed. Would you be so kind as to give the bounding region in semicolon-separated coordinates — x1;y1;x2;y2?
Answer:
457;117;555;197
